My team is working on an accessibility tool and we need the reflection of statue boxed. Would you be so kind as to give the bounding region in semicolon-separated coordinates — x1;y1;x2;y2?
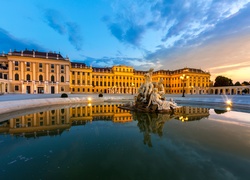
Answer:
133;112;173;147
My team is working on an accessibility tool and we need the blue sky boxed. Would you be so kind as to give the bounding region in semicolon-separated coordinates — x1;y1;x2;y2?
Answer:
1;0;250;82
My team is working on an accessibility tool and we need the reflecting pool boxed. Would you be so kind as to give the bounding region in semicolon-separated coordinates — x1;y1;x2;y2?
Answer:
0;104;250;180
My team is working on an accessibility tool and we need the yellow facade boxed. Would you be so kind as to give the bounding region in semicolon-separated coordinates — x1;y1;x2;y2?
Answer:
70;62;210;95
0;49;210;94
0;50;70;94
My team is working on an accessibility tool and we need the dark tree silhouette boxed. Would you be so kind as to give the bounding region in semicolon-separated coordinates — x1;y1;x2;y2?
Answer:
234;81;241;86
242;81;250;85
214;76;233;87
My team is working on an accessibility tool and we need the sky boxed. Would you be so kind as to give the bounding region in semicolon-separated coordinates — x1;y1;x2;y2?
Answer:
1;0;250;83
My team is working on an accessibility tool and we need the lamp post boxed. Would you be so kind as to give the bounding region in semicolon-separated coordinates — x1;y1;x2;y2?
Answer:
180;74;189;97
131;83;134;95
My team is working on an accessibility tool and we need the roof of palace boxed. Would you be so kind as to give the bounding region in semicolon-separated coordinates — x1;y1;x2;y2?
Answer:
171;67;210;74
8;50;68;60
92;67;112;72
71;62;87;66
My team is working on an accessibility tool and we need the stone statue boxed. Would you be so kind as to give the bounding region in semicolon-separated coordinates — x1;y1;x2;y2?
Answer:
121;68;180;113
154;78;165;97
147;88;172;110
137;68;154;102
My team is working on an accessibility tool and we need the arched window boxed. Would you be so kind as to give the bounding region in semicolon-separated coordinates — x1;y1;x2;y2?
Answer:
15;73;19;81
51;75;55;82
26;74;31;81
61;76;64;82
39;75;43;81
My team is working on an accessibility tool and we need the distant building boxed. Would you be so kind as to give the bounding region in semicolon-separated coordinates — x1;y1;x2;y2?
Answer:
1;49;211;94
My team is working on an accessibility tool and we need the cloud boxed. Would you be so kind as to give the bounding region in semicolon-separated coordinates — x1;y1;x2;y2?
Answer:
43;9;83;50
104;0;153;46
66;22;83;51
73;54;157;70
0;28;44;53
104;0;250;51
44;9;66;35
107;21;145;46
143;1;250;62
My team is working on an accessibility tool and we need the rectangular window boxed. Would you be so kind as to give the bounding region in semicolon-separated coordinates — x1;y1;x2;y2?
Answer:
26;62;30;67
15;85;19;91
61;65;64;69
39;63;43;68
51;64;54;69
15;61;18;66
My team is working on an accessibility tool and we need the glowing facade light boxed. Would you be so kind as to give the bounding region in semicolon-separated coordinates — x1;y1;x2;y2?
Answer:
88;97;92;101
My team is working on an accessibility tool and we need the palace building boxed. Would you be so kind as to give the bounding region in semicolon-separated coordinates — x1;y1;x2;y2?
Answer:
0;50;70;94
0;49;211;95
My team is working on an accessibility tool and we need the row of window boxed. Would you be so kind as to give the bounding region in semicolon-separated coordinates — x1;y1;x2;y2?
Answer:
14;73;65;82
14;61;65;70
72;74;209;83
70;80;208;88
14;85;65;92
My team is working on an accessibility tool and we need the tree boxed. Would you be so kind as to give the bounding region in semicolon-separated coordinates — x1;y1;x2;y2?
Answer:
214;76;233;87
242;81;250;85
234;81;241;86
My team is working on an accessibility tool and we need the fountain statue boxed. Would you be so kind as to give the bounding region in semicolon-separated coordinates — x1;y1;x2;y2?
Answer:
120;68;180;113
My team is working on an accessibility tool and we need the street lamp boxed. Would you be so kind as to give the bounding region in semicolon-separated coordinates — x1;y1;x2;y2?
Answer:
180;74;189;97
131;83;134;95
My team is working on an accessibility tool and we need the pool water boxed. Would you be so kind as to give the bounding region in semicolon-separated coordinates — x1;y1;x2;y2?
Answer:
0;104;249;180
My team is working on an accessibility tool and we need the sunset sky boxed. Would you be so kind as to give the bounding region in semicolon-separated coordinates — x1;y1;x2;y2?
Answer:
1;0;250;83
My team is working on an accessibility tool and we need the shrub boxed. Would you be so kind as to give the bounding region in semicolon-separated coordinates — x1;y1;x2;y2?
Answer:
61;93;68;98
98;93;103;97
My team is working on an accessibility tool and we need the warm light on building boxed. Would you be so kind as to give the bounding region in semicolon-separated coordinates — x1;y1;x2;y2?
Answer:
0;49;212;95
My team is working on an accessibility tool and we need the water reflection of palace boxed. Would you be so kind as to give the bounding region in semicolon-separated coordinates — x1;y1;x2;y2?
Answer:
0;105;209;139
0;104;132;138
175;106;209;121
